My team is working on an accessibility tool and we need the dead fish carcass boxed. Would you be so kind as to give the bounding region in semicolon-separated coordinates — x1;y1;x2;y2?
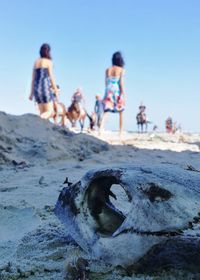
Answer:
55;164;200;268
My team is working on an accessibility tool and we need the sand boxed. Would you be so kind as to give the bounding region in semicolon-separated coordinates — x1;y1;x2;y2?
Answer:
0;112;199;279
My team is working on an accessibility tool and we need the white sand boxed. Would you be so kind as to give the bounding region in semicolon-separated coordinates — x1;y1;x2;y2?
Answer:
0;112;199;279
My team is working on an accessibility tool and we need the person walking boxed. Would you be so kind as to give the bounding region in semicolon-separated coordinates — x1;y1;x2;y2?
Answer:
100;51;125;136
29;43;59;119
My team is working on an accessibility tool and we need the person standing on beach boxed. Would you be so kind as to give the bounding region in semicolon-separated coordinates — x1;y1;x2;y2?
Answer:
165;117;173;133
94;95;104;128
29;43;59;119
100;51;125;135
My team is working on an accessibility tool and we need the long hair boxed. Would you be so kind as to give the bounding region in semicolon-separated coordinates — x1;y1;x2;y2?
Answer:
40;43;51;59
112;51;125;67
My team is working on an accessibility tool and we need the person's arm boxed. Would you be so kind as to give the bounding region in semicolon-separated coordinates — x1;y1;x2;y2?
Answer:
29;65;36;100
48;60;58;95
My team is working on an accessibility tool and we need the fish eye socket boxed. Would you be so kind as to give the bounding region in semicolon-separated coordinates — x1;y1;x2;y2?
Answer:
141;183;173;202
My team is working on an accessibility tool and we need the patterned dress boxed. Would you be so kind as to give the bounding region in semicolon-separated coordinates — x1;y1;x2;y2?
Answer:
103;76;125;112
33;68;53;104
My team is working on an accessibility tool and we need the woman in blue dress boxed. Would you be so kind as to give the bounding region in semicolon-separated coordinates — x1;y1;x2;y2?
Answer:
29;43;59;119
100;52;125;135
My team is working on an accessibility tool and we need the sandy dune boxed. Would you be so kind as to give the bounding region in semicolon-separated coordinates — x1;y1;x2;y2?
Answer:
0;112;199;279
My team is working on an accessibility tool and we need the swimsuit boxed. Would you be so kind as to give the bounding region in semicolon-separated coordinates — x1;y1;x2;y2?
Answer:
103;76;125;112
33;68;53;104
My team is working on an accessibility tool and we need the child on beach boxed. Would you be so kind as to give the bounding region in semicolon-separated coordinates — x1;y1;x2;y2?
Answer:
100;51;125;136
29;43;59;119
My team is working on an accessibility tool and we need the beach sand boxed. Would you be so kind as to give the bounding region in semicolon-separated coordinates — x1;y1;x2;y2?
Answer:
0;112;199;279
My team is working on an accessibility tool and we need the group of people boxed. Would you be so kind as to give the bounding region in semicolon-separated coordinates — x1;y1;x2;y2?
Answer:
29;44;184;135
29;43;126;135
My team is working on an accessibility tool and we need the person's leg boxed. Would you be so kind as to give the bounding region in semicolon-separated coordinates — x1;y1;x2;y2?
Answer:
38;103;45;115
119;111;123;135
40;102;55;119
97;114;101;128
99;112;108;133
52;102;59;124
61;104;67;126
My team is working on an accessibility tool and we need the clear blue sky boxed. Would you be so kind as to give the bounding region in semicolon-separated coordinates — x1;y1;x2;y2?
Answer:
0;0;199;132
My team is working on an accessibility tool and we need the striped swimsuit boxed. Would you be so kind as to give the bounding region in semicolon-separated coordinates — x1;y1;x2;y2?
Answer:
33;68;53;104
